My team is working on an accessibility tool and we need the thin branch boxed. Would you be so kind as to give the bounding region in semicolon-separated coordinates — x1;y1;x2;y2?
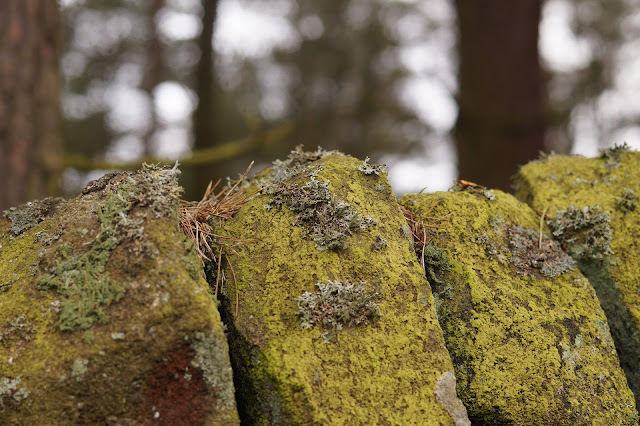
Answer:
64;121;293;171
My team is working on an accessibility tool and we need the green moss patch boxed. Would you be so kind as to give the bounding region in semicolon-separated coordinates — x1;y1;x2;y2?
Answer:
516;150;640;409
217;151;465;424
399;190;637;424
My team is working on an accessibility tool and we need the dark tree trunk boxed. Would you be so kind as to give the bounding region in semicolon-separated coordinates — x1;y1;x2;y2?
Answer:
141;0;165;157
188;0;220;200
0;0;63;211
454;0;545;192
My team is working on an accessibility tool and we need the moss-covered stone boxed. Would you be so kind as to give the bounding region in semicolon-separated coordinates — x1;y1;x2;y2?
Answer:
0;165;238;424
399;190;637;424
217;152;468;424
516;149;640;409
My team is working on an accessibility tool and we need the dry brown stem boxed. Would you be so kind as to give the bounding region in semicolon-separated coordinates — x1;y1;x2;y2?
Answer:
401;202;452;273
179;162;255;316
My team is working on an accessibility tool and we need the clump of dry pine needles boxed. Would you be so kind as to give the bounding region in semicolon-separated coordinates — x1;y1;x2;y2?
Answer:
179;162;254;316
401;201;451;273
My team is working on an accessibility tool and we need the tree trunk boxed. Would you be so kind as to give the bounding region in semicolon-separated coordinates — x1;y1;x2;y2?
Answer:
454;0;545;192
141;0;165;157
0;0;63;211
188;0;220;200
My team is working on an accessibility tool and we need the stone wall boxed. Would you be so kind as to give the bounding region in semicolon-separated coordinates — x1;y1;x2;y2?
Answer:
1;148;639;424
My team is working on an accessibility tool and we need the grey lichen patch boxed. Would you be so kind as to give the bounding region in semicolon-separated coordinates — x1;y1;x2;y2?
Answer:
435;371;471;426
547;206;613;261
190;331;237;415
261;145;340;189
265;177;365;252
357;157;388;176
0;377;30;408
3;197;63;236
71;359;89;382
0;314;36;344
616;189;638;214
35;163;182;331
508;225;575;277
371;234;387;251
297;280;380;342
599;142;631;169
182;238;204;281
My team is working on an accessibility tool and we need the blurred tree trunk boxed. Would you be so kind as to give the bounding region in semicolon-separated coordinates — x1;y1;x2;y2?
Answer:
0;1;62;211
141;0;165;157
188;0;220;200
454;0;545;192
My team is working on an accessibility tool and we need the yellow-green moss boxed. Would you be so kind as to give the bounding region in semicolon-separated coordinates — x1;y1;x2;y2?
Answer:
516;150;640;410
399;190;637;424
0;167;238;425
218;153;465;424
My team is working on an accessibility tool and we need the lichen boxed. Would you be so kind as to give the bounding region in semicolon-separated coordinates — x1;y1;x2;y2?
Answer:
547;206;613;261
0;376;29;408
190;331;237;416
0;314;35;344
616;189;638;214
265;177;366;252
3;197;63;236
297;280;380;342
71;359;88;382
599;142;631;169
508;225;575;277
371;234;387;251
34;164;183;331
260;145;339;191
357;157;388;176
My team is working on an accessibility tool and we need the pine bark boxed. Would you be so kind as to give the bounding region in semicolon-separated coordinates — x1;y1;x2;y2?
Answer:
0;0;63;211
454;0;545;192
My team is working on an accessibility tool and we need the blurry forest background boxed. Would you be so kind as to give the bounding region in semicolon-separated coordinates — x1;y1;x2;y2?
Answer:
1;0;640;211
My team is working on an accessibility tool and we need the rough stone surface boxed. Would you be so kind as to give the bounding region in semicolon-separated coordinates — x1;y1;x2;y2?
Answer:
399;189;637;424
516;149;640;409
0;165;238;425
217;151;467;424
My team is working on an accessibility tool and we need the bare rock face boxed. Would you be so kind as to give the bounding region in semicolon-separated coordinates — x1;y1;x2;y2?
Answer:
0;165;238;425
516;147;640;411
216;149;468;424
399;188;637;424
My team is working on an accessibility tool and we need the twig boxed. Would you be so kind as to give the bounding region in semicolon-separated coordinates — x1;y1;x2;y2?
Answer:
226;252;239;318
539;206;549;249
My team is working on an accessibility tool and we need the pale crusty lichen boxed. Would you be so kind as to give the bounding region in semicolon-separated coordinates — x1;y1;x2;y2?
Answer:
3;197;63;236
296;280;380;342
399;190;637;424
217;152;461;424
516;150;640;412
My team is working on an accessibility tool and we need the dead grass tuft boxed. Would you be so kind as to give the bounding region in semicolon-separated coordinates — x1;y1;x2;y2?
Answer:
401;201;451;273
179;162;255;316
